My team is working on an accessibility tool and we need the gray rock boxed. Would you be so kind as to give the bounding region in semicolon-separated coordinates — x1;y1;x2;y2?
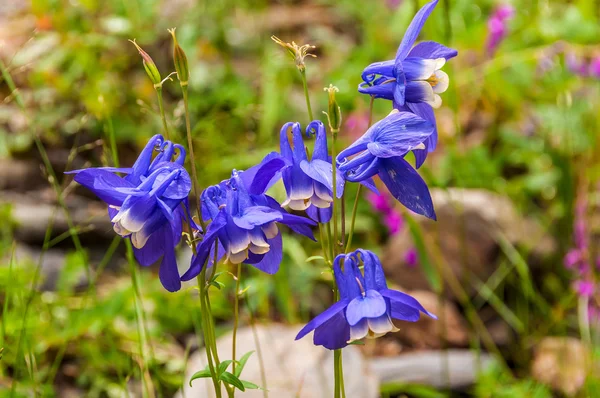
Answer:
370;349;494;389
382;188;556;299
0;190;114;244
178;324;378;398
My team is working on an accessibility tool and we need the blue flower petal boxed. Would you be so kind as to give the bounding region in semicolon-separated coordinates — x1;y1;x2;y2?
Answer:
408;41;458;60
180;212;227;281
129;134;164;184
405;101;437;168
395;0;439;62
346;290;388;326
313;306;351;350
233;206;283;230
306;205;332;223
158;229;181;292
300;159;344;198
360;178;380;195
378;157;436;220
243;152;289;195
380;289;436;322
306;121;328;161
358;81;395;100
358;249;388;291
72;169;135;206
246;232;282;274
360;60;395;83
295;298;350;340
334;255;361;301
366;111;434;158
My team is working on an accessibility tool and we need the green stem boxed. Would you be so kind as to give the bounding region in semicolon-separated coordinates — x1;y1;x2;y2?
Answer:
126;242;152;398
318;223;331;265
300;69;314;121
345;97;373;253
334;348;341;398
197;267;222;398
232;262;242;375
331;130;339;256
181;85;205;230
156;87;171;140
344;185;362;253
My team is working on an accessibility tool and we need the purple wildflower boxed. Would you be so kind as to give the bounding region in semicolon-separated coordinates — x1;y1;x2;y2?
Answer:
589;56;600;78
574;280;595;298
486;4;514;56
405;248;418;267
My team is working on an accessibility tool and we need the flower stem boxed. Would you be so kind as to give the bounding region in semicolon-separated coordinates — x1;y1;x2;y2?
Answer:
345;96;374;253
197;266;222;398
232;262;242;376
155;87;171;140
180;85;204;229
344;185;362;253
126;242;153;397
331;130;339;256
300;69;314;121
318;223;331;265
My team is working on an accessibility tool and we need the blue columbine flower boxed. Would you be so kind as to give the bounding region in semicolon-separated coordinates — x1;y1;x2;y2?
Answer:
358;0;457;167
180;168;316;280
66;135;192;292
336;110;436;220
295;249;436;350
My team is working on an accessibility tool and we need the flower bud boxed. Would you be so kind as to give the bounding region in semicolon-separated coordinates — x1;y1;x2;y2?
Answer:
168;28;189;86
129;39;161;86
324;84;341;132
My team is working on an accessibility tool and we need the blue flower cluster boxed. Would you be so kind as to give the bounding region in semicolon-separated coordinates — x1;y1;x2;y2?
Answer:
68;0;452;349
345;0;457;208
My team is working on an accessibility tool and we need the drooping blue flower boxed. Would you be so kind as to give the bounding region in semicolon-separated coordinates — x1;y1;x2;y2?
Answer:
180;168;316;280
273;120;344;222
66;135;192;292
336;110;436;220
358;0;457;167
296;249;436;350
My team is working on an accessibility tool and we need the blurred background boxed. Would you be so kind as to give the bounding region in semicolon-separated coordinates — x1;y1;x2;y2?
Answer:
1;0;600;396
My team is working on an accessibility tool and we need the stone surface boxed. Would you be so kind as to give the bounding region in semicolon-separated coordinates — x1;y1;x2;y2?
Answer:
178;324;378;398
394;290;469;349
370;349;494;389
382;188;555;299
0;190;114;244
531;337;589;397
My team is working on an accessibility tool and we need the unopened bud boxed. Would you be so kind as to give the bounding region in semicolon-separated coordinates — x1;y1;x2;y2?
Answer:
324;84;341;132
129;39;161;86
168;28;189;86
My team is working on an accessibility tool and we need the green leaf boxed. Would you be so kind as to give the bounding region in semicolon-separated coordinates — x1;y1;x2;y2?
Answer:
189;366;212;386
209;280;225;290
234;351;254;377
241;380;260;389
305;255;325;263
220;372;245;391
218;360;233;375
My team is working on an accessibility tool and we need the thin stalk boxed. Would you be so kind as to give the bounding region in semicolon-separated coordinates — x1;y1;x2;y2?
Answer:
197;266;222;398
249;314;268;398
126;242;152;398
300;69;314;121
340;194;346;249
155;88;171;139
180;85;204;229
345;97;373;253
331;130;339;256
232;262;242;375
345;186;362;253
318;223;331;265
